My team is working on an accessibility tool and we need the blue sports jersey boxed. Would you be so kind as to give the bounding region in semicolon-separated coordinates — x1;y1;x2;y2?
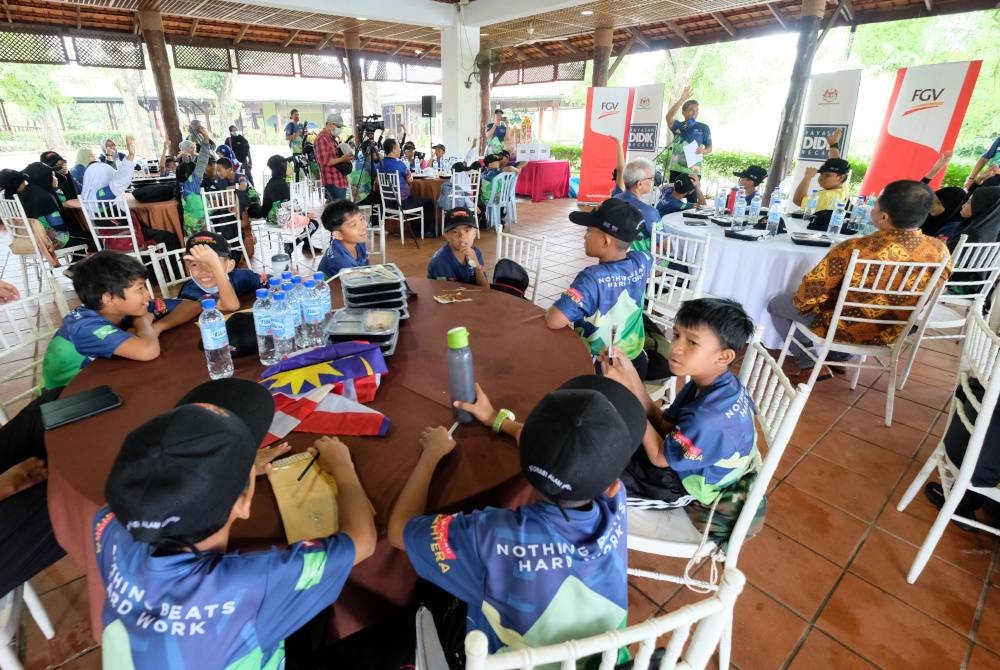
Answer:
552;250;652;360
656;187;694;217
427;244;485;285
663;371;759;505
94;509;355;670
378;157;411;200
613;191;660;241
177;269;266;302
404;488;628;659
982;136;1000;162
318;240;368;279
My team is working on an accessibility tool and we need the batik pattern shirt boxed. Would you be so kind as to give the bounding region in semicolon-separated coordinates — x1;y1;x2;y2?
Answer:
793;228;952;345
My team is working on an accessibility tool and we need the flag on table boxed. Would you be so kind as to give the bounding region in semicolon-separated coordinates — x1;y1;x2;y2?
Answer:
262;384;389;444
260;342;388;398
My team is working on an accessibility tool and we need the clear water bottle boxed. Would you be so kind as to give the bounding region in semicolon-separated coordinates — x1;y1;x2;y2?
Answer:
270;292;297;360
199;299;234;380
300;279;326;348
281;280;305;349
766;197;783;237
828;202;847;237
252;288;277;366
281;270;293;283
312;272;332;317
852;195;868;234
731;186;747;229
748;191;763;226
804;188;820;216
268;276;281;298
714;187;729;215
447;327;476;423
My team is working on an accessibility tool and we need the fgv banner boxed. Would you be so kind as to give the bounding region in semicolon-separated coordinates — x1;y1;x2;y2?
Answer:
627;83;666;161
790;70;862;195
861;61;981;194
578;86;635;204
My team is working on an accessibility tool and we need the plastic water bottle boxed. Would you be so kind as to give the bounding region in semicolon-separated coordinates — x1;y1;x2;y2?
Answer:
252;288;277;366
804;188;820;216
281;280;305;349
748;191;763;226
447;327;476;423
268;276;281;298
828;202;847;237
767;197;783;237
300;279;326;348
714;187;729;215
312;271;332;317
852;195;868;234
731;186;747;229
199;299;234;380
270;292;297;360
281;270;293;283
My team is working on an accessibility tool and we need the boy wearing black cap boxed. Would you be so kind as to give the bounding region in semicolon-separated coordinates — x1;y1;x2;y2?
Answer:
96;378;376;669
178;230;266;310
388;375;646;664
427;207;489;288
41;251;199;390
655;172;706;217
733;165;768;205
546;199;654;378
792;128;850;212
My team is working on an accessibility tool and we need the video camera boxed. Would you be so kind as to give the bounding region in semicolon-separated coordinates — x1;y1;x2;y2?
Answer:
359;114;385;134
414;151;426;160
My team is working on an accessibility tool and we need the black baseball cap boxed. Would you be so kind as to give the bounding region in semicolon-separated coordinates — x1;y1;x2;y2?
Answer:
817;158;850;175
483;154;501;166
185;229;231;258
105;378;275;544
0;169;27;196
431;143;445;151
569;198;644;243
734;165;767;185
443;207;477;232
520;375;645;502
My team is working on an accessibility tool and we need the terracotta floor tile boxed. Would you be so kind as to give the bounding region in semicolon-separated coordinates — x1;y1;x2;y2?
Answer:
973;587;1000;655
854;387;943;433
23;578;99;670
29;555;85;596
784;454;892;522
930;411;949;437
626;581;661;626
810;429;911;488
913;347;962;372
817;574;968;668
968;644;1000;669
772;443;806;482
725;584;807;670
55;648;103;669
764;484;869;566
738;526;842;620
836;406;929;457
788;399;850;450
849;529;983;635
805;376;868;405
871;372;955;411
786;629;877;669
626;549;687;608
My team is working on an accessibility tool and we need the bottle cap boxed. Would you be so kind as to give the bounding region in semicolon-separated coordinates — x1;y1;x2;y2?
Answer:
281;281;292;290
201;299;216;310
304;280;316;288
447;326;470;349
255;289;268;299
273;291;286;301
281;271;292;279
312;272;324;281
292;276;302;285
268;277;281;287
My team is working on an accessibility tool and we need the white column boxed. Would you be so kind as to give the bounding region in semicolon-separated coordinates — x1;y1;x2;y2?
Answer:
440;23;481;155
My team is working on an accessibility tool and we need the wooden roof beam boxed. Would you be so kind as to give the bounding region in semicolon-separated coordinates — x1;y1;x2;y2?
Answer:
235;23;250;44
609;36;636;77
76;5;81;29
711;12;737;37
924;0;933;10
390;41;410;56
316;32;335;51
765;3;788;29
840;0;856;22
189;18;199;38
664;21;690;44
625;27;649;49
283;30;300;47
417;47;434;60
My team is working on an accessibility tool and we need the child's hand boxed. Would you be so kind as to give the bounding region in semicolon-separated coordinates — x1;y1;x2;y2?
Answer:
453;382;496;427
827;127;843;145
0;280;21;304
132;312;155;333
419;426;457;460
254;442;291;475
185;243;227;275
599;346;644;398
313;435;353;473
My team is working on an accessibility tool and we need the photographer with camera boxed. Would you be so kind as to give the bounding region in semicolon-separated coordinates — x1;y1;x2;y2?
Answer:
284;108;308;181
314;113;354;202
379;138;436;236
352;114;385;205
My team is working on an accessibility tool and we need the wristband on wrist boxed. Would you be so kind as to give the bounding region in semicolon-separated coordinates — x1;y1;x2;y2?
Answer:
492;409;515;433
829;142;840;150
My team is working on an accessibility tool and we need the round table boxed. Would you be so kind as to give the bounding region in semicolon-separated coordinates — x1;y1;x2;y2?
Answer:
514;160;571;203
64;194;184;245
45;277;593;640
409;176;448;218
661;212;829;348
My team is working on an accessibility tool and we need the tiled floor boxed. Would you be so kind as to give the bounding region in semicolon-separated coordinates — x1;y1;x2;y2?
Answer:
5;198;996;669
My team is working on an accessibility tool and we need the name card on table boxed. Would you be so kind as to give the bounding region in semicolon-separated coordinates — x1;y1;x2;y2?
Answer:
516;144;551;162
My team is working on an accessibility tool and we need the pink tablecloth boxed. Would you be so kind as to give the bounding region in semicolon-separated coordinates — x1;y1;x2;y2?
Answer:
515;160;571;202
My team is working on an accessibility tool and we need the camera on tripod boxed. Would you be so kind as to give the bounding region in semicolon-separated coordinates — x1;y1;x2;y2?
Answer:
359;114;384;134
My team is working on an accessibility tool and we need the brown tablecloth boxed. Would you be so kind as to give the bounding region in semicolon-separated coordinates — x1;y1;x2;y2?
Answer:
409;177;447;218
64;194;184;245
46;277;592;640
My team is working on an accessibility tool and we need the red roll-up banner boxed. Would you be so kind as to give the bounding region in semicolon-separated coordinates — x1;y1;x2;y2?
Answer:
860;60;981;195
578;86;635;204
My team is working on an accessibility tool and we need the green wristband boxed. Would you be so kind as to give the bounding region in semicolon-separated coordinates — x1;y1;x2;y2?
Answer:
493;409;515;433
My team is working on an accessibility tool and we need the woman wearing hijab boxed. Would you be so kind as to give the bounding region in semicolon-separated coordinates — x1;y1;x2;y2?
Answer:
0;167;71;266
98;138;127;169
948;187;1000;249
261;154;292;225
921;187;967;238
82;137;180;253
39;151;78;202
22;162;93;250
70;148;96;193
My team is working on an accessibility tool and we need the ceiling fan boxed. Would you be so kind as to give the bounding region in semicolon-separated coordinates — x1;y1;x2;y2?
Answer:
513;23;562;47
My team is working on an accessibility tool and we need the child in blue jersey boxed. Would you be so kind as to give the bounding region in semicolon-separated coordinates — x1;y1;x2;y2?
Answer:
389;375;647;667
176;124;215;235
96;378;377;670
178;230;266;310
40;251;200;390
655;173;705;217
427;207;490;287
318;199;369;279
601;297;759;509
546;198;653;378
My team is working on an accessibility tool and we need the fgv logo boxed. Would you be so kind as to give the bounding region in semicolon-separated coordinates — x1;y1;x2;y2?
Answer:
903;88;945;116
598;101;620;120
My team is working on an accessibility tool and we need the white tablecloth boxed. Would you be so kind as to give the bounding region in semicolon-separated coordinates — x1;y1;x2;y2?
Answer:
661;212;829;348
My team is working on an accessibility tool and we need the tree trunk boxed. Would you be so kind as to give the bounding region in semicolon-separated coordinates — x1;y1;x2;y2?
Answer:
114;71;155;155
41;108;65;151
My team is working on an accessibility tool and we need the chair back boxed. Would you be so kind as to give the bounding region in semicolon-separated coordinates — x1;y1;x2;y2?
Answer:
495;230;546;303
486;172;517;205
290;179;324;210
941;235;1000;304
732;325;811;566
0;196;47;260
645;229;711;331
80;197;144;255
148;244;191;299
450;171;481;210
825;249;950;351
949;305;1000;482
0;284;64;422
463;568;746;670
200;188;242;246
359;205;387;265
377;171;403;212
